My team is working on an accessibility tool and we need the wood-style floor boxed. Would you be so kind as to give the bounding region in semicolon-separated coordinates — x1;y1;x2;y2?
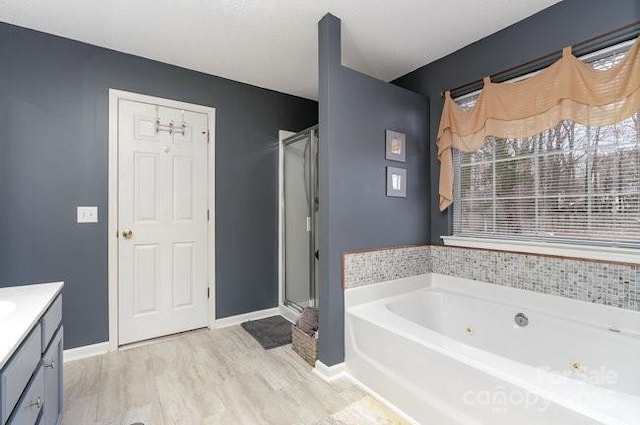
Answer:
62;325;407;424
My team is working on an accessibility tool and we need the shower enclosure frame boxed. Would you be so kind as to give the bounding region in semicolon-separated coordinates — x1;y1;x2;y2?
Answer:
279;125;319;315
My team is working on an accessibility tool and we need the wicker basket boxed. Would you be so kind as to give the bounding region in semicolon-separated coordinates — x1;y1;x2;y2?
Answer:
291;324;318;366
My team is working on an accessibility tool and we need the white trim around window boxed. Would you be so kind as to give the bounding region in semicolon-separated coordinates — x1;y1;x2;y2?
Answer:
442;236;640;264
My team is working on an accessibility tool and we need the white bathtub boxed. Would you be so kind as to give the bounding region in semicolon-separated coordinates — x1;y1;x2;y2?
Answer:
345;274;640;425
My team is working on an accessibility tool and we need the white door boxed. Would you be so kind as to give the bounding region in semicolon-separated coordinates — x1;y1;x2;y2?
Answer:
117;99;209;345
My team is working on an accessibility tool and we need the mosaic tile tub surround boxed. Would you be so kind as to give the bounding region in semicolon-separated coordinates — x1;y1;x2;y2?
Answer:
343;245;640;312
342;245;431;289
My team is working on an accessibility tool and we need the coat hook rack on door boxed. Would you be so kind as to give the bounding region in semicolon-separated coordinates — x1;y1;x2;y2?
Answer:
155;108;187;135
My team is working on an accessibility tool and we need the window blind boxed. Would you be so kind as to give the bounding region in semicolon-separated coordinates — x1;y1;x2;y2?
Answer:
452;45;640;247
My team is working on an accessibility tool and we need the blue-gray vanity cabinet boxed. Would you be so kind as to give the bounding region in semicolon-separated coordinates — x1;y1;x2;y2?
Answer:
0;326;42;425
0;291;63;425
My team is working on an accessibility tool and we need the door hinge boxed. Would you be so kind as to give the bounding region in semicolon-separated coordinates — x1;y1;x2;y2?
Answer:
207;288;210;299
207;209;210;221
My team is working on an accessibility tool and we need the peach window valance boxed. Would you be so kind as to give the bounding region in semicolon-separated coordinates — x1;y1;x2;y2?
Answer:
436;36;640;211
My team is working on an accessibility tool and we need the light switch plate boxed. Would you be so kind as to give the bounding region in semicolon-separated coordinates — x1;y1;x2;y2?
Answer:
77;206;98;223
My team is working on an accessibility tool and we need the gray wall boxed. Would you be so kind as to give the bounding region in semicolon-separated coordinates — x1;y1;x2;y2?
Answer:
318;14;429;366
0;22;317;349
393;0;640;243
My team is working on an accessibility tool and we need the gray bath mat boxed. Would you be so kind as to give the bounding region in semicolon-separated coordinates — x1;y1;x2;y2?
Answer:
241;315;292;349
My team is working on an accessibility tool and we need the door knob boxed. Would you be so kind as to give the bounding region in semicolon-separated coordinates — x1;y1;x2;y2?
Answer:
122;229;133;239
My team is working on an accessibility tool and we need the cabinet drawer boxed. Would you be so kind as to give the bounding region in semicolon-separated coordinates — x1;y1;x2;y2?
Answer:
1;325;42;425
7;367;43;425
41;297;62;353
42;328;62;425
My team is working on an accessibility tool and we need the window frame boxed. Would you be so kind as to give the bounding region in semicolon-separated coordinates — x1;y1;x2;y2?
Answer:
443;39;640;264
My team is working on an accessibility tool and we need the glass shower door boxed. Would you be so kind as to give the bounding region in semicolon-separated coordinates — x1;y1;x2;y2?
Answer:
283;129;317;310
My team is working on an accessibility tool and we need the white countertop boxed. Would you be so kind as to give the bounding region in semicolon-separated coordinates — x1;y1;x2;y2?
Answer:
0;282;64;369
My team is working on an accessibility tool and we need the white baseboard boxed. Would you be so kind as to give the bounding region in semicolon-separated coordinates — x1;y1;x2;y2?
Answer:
212;307;281;329
63;341;109;363
64;307;284;362
347;374;419;425
313;359;346;382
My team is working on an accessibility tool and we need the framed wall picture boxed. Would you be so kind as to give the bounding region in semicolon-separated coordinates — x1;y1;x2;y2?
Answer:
386;166;407;198
385;130;406;162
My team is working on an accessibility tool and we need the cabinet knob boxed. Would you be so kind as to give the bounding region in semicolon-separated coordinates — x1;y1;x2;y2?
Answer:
29;397;42;409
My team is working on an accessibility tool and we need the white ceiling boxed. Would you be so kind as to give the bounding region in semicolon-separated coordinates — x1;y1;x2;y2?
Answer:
0;0;560;100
